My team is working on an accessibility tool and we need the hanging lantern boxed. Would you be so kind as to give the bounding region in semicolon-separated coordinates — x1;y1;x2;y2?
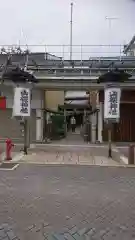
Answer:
0;96;6;110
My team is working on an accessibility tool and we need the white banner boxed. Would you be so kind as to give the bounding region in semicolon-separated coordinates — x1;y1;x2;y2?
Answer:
104;87;121;120
12;87;31;117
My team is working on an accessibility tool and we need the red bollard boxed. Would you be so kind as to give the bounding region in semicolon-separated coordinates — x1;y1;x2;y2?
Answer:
5;139;14;161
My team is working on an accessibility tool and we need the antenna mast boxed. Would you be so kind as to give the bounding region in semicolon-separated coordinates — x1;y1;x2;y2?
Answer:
105;16;118;47
70;2;73;60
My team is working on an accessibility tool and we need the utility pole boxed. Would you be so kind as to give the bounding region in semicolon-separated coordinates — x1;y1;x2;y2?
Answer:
70;2;73;60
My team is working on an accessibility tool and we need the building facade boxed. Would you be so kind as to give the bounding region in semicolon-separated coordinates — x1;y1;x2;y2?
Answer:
1;87;135;143
0;50;135;143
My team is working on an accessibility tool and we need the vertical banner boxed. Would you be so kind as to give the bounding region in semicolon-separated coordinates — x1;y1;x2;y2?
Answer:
104;87;121;120
12;87;31;117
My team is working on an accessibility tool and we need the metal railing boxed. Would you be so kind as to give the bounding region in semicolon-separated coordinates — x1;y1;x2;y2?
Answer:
0;44;125;60
1;44;135;78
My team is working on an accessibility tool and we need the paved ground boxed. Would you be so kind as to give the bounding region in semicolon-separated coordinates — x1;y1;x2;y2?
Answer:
19;149;120;166
117;146;129;158
7;143;121;166
1;142;123;166
0;164;135;239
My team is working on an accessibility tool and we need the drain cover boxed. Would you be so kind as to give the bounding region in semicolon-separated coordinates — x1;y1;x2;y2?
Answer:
0;162;19;170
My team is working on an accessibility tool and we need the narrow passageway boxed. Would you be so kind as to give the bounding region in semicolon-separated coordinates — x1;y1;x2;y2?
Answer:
54;126;84;145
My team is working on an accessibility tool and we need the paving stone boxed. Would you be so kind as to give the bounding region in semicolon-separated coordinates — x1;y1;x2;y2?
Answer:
42;222;50;228
78;228;88;236
90;229;108;239
19;147;121;166
47;235;58;240
26;224;36;231
0;164;135;239
69;226;78;235
0;229;7;239
51;233;65;240
84;228;96;237
0;224;11;231
72;233;83;240
1;238;9;240
64;232;77;240
6;230;18;240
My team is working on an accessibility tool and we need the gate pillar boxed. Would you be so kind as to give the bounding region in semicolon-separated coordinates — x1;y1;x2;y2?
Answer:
97;102;103;143
89;90;99;143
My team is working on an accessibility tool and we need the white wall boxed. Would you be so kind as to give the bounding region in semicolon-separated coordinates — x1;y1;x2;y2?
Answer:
65;91;87;97
31;89;43;109
45;90;64;111
1;86;43;109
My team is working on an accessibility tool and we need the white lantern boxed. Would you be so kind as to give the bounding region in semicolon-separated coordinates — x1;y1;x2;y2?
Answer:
104;87;121;121
12;87;31;117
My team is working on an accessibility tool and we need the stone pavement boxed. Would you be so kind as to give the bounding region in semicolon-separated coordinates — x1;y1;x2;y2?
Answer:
0;151;23;163
13;145;121;166
0;224;19;240
0;165;135;239
117;146;129;158
0;143;23;162
0;142;125;166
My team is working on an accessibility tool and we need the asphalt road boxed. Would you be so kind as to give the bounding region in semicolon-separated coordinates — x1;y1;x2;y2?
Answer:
0;164;135;239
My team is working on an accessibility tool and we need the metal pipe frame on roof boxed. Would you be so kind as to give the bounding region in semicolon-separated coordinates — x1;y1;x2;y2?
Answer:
0;44;125;61
1;57;135;71
1;50;135;85
123;35;135;54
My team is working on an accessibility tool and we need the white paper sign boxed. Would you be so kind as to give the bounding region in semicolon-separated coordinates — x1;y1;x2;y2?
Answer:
13;87;31;117
104;87;121;119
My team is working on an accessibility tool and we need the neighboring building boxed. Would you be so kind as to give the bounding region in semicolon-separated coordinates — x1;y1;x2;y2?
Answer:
123;35;135;56
44;53;62;60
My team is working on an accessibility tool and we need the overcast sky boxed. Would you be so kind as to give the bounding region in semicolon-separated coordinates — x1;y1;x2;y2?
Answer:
0;0;135;57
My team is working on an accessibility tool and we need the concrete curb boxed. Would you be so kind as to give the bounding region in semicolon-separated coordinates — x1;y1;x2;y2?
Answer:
9;151;135;168
112;147;128;165
11;152;24;163
31;143;110;148
120;155;128;164
15;162;127;167
0;152;5;161
6;147;131;167
15;161;135;168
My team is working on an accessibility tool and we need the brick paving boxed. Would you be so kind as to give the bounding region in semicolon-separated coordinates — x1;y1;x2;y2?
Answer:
0;164;135;239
